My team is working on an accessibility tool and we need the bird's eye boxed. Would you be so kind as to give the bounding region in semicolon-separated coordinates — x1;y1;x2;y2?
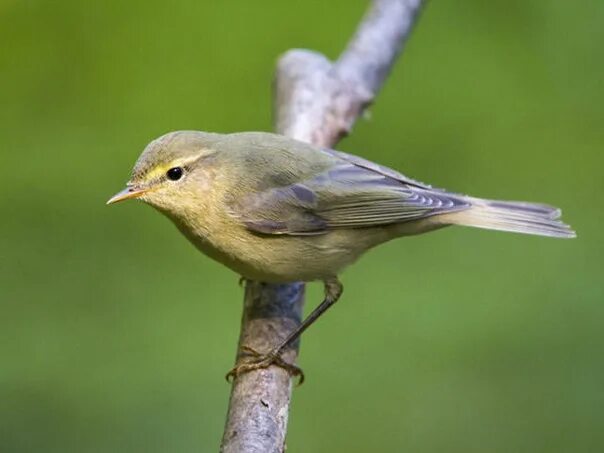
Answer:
166;167;183;181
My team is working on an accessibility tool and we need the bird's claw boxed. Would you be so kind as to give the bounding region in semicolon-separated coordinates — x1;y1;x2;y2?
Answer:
225;346;305;385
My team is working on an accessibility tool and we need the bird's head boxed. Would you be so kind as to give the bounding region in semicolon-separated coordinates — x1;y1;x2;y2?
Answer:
107;131;223;215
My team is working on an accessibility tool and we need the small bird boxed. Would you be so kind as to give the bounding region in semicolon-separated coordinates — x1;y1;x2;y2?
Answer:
108;131;575;380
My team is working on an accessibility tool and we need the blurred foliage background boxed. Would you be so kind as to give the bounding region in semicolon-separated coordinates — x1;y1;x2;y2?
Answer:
1;0;603;451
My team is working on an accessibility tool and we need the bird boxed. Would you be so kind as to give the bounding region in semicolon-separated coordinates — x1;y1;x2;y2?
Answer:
107;130;575;381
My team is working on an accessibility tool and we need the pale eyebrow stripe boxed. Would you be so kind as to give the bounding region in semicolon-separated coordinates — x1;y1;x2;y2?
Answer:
141;152;211;182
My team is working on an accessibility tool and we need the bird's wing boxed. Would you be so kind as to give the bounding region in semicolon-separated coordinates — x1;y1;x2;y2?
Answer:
233;150;470;236
323;148;433;189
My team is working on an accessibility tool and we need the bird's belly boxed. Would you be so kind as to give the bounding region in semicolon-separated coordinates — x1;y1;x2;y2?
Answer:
187;226;383;282
209;236;357;282
169;207;397;282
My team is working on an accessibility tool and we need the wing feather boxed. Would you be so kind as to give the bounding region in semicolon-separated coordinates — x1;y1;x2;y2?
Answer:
234;151;470;235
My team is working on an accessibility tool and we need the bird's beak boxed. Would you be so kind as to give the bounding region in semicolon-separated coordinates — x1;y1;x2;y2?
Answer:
106;186;149;205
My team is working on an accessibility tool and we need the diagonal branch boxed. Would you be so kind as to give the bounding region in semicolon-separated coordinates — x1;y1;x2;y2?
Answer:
275;0;424;147
220;1;424;452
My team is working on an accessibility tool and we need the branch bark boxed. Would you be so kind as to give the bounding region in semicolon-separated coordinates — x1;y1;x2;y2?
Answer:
220;1;424;451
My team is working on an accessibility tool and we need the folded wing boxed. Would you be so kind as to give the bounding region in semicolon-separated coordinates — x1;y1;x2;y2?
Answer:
233;149;470;235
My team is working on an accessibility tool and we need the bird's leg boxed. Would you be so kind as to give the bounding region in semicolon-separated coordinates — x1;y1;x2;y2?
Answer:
226;277;343;385
271;278;343;358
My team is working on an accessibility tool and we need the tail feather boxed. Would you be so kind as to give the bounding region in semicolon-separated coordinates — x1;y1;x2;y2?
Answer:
444;198;576;238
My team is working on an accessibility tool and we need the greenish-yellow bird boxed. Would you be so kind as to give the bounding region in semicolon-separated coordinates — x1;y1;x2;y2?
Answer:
108;131;575;379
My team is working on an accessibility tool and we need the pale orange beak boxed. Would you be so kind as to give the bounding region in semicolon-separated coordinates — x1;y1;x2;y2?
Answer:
106;186;149;205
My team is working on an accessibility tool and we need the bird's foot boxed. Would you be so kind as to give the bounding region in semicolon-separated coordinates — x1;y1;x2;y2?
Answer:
225;345;304;385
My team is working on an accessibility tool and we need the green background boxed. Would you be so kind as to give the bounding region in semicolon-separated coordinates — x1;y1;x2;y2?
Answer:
1;1;602;451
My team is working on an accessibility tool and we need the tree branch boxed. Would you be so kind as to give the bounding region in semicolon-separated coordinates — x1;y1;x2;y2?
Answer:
220;1;424;451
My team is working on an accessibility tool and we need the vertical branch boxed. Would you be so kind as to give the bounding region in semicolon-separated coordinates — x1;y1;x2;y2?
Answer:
221;1;424;452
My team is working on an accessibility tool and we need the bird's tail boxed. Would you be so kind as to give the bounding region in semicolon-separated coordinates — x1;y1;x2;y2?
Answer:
441;197;576;238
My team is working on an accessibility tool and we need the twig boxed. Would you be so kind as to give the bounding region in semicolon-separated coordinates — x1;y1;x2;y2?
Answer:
220;1;424;451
